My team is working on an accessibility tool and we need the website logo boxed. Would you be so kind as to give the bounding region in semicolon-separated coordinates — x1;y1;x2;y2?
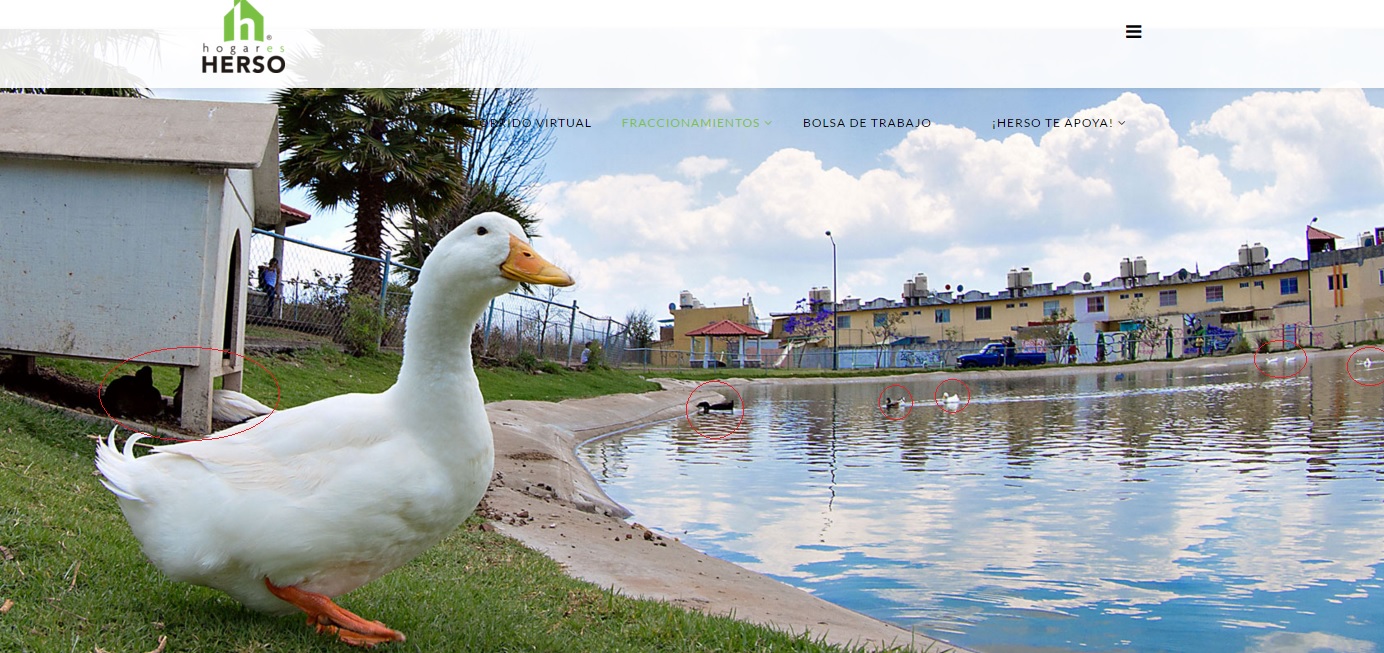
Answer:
224;0;265;42
203;0;286;74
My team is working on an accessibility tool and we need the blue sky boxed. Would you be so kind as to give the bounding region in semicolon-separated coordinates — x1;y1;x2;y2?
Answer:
158;87;1384;325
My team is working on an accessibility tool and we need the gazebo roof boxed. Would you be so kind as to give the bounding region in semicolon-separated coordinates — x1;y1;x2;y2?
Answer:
1307;226;1341;240
685;319;768;337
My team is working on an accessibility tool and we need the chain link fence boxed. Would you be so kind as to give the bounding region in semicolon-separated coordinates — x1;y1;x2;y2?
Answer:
248;229;628;365
621;315;1384;372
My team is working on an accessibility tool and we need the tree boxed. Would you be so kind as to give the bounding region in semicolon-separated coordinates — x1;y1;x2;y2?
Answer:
394;87;553;277
274;88;477;299
456;87;554;206
624;308;656;365
624;309;656;349
1124;297;1168;358
1;30;157;95
870;311;907;368
2;87;147;97
532;284;572;358
1029;308;1075;359
783;298;835;340
395;181;531;280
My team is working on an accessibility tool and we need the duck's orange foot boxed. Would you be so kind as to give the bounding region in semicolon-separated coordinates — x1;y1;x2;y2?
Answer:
264;577;406;648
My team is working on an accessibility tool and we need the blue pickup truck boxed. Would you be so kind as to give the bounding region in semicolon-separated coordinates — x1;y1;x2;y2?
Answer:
956;342;1046;368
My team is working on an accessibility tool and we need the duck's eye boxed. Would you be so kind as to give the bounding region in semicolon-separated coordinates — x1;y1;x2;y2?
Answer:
476;226;488;236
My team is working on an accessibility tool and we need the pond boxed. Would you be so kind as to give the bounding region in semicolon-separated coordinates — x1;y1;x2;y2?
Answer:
577;354;1384;653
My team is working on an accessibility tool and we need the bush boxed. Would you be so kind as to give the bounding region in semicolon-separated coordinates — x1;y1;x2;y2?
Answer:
1228;336;1251;356
512;351;540;373
584;341;606;370
539;361;564;375
341;294;387;357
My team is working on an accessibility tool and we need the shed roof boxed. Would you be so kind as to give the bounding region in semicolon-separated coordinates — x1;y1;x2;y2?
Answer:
281;203;312;227
685;319;768;337
0;93;281;224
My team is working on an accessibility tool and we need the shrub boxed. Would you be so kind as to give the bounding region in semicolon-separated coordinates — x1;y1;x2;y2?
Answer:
341;294;387;357
585;341;606;370
1228;336;1251;356
539;361;564;375
512;351;540;373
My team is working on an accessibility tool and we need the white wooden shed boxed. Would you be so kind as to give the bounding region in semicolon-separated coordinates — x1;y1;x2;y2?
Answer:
0;93;281;433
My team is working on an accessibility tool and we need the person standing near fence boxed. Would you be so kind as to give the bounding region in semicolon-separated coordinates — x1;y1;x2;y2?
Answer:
580;341;593;369
259;257;280;318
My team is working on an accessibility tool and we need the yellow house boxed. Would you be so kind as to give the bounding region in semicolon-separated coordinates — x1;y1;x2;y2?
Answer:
1098;259;1311;335
772;286;1080;346
1308;242;1384;343
650;291;761;355
769;234;1383;362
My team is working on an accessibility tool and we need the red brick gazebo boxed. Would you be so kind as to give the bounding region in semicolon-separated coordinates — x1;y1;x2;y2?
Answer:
685;319;768;368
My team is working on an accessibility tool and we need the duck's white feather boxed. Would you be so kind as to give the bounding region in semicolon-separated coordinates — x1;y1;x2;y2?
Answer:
212;389;274;423
94;213;561;616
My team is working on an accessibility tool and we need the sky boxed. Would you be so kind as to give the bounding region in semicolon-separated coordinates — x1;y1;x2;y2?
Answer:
158;87;1384;327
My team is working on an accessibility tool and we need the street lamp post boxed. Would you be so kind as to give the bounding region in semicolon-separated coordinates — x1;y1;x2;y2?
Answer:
826;230;838;370
1306;216;1318;345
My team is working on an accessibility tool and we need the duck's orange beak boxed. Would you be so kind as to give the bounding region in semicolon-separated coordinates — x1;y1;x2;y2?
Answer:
500;234;574;287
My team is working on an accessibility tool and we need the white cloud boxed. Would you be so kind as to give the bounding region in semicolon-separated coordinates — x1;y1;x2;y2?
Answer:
676;155;731;180
531;89;1384;320
704;92;734;113
1191;87;1384;218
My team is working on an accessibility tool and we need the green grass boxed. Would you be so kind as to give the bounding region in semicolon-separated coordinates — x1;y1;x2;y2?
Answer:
34;348;659;410
0;395;919;653
245;324;335;345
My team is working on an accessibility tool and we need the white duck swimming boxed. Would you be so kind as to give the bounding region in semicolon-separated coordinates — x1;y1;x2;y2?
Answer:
941;392;962;408
96;213;572;647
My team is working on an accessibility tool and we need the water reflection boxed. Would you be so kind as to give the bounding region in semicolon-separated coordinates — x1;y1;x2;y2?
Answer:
578;356;1384;653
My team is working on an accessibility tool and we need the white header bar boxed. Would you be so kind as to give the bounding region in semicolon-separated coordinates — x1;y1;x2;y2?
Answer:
3;28;1382;88
8;0;1381;31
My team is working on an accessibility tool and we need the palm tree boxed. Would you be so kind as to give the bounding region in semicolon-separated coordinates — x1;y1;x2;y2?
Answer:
394;180;536;282
1;29;157;95
274;88;477;299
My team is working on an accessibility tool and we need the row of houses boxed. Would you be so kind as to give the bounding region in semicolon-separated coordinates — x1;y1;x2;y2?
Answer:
653;227;1384;368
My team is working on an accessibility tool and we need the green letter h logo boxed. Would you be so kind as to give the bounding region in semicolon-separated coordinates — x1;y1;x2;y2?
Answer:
224;0;265;42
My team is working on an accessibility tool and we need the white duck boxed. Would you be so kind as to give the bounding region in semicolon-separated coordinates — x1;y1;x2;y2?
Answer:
176;385;275;423
96;213;572;647
212;388;274;423
941;392;962;408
